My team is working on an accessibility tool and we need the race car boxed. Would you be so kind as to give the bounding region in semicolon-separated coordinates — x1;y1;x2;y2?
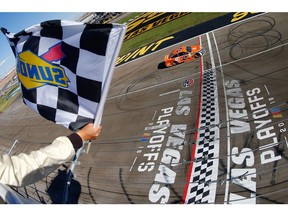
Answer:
164;45;205;67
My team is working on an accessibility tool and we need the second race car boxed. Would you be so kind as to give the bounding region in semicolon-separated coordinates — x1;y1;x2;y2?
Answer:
164;45;205;67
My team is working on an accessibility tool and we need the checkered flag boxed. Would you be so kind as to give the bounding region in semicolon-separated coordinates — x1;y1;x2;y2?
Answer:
1;20;126;131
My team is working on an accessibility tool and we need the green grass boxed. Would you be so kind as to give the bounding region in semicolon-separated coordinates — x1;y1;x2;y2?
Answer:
0;83;20;112
118;12;226;55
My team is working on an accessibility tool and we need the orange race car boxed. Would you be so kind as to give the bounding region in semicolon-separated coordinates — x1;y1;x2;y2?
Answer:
164;45;205;67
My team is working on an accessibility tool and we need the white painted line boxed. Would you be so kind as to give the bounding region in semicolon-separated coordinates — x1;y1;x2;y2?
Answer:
204;32;220;204
212;31;231;204
107;75;194;100
221;42;288;68
145;124;170;131
264;85;270;95
129;157;137;172
159;89;180;97
285;136;288;148
152;110;157;121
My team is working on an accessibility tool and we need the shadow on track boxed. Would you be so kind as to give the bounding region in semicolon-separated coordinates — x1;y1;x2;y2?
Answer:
47;169;81;204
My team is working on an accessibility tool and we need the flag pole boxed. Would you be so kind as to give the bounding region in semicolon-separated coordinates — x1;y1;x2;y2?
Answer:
93;24;127;126
63;24;126;204
62;141;89;203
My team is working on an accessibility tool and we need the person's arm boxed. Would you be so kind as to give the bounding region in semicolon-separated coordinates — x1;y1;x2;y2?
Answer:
0;123;102;187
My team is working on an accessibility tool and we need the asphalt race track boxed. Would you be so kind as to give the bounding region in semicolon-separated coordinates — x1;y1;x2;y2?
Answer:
1;12;288;204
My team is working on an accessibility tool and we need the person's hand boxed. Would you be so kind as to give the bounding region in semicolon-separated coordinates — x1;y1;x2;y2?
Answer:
76;123;102;141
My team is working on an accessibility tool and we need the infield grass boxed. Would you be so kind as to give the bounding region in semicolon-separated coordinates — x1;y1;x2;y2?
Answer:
117;12;226;55
0;83;20;112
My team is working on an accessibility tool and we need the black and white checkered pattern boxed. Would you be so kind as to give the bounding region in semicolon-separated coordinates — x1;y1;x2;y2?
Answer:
185;68;220;204
2;20;125;131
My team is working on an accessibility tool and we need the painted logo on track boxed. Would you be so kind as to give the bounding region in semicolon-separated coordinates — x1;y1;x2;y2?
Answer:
16;43;69;90
124;12;190;41
182;78;194;88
